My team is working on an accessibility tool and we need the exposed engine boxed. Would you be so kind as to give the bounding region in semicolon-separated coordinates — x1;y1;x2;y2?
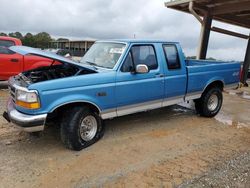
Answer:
22;64;96;83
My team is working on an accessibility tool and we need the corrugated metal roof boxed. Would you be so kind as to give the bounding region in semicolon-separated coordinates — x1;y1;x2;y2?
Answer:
165;0;250;29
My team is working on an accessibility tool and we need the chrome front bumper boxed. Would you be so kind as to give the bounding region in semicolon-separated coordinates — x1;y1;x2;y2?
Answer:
3;99;47;132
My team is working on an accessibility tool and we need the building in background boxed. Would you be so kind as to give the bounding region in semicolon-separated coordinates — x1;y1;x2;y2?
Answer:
49;39;95;57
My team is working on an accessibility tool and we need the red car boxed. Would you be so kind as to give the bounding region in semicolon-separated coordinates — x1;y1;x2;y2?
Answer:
0;36;57;81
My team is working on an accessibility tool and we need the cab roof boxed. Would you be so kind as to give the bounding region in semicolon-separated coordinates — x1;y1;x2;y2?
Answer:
0;36;22;45
97;39;179;44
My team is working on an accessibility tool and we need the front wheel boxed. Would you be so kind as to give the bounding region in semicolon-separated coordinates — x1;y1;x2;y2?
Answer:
195;87;223;117
60;106;104;151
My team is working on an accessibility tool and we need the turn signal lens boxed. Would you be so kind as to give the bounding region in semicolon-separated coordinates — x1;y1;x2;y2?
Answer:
16;100;40;109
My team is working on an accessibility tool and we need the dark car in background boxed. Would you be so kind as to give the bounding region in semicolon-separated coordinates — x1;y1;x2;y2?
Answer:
46;49;72;58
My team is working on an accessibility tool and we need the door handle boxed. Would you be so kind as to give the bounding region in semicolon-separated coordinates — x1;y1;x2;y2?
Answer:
155;73;164;78
10;58;19;63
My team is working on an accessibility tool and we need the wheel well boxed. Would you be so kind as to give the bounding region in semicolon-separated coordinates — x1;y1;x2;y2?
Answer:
204;81;224;93
46;102;100;123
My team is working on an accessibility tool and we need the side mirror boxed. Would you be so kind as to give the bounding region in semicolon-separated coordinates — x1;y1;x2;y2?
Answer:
136;64;149;74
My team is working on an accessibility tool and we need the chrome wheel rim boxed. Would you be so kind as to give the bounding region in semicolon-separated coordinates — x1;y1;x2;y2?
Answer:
207;94;219;111
79;115;97;141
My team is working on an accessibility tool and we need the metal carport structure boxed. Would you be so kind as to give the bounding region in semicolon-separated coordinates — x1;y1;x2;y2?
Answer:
165;0;250;85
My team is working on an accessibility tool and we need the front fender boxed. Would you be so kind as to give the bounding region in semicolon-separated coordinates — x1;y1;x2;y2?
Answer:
45;94;102;113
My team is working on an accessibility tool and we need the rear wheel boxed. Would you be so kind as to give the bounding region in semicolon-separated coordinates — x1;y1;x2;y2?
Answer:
195;87;223;117
60;106;104;151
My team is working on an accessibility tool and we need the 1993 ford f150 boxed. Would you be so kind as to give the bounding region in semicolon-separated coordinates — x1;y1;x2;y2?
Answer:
3;40;240;150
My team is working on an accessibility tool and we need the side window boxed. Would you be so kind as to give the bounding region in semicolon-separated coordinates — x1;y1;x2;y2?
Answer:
0;40;15;47
121;52;133;72
0;47;15;54
163;45;181;70
132;45;158;70
121;45;158;72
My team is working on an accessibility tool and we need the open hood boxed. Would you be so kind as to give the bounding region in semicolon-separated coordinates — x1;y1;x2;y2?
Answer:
9;46;96;71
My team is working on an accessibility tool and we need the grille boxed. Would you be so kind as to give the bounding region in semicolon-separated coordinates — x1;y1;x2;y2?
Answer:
9;85;16;103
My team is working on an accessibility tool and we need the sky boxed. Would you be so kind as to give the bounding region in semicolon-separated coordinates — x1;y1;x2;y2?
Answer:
0;0;249;61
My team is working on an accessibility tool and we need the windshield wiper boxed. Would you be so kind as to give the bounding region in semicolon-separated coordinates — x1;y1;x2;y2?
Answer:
83;61;98;70
85;61;112;69
81;60;112;69
85;61;97;66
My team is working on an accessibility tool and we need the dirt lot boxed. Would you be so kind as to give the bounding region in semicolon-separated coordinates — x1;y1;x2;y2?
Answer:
0;83;250;188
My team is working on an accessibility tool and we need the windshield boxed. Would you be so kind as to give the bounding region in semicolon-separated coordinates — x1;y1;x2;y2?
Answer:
80;42;126;69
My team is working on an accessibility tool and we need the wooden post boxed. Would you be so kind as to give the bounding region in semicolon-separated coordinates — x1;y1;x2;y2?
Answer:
197;14;212;59
241;36;250;86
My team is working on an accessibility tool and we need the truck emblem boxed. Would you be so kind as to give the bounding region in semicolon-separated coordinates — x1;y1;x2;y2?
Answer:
232;72;239;76
97;92;107;97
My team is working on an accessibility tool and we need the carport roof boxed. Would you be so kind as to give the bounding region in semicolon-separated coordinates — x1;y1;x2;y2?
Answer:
165;0;250;29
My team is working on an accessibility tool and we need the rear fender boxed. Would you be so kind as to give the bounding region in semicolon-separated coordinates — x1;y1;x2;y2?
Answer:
202;77;225;93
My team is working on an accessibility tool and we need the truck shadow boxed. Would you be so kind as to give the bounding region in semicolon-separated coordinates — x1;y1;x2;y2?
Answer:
8;104;196;152
105;104;195;134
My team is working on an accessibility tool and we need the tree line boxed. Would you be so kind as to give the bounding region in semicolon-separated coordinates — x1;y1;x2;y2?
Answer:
0;32;54;49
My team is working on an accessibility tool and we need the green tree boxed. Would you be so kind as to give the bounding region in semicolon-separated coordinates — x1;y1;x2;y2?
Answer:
0;32;7;36
2;31;54;48
186;56;196;60
22;33;35;47
206;57;216;60
33;32;52;49
57;38;69;42
186;56;216;60
8;32;23;40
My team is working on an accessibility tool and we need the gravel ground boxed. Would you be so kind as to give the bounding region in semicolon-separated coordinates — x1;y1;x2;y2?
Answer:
179;151;250;188
0;83;249;188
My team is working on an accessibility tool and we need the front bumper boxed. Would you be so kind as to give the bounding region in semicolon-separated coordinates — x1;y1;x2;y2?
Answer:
2;99;47;132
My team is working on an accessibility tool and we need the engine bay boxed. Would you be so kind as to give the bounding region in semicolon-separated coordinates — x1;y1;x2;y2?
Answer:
22;64;96;83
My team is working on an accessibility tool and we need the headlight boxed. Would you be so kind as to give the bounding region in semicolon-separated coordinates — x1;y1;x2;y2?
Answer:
16;89;40;109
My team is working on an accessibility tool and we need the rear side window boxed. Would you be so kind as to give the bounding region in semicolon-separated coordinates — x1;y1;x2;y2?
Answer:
0;40;15;47
121;45;158;72
163;45;181;70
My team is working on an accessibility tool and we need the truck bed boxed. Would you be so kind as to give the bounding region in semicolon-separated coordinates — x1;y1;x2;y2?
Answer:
185;59;240;99
186;59;238;66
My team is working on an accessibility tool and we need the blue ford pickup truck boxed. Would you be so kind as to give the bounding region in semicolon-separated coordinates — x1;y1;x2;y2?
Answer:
3;40;240;150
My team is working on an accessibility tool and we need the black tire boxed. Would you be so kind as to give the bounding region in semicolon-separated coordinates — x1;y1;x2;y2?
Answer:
60;106;104;151
194;99;202;115
195;87;223;117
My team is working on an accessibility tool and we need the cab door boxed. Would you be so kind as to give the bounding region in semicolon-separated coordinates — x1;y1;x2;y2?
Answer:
162;44;187;105
115;44;165;116
0;47;23;80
